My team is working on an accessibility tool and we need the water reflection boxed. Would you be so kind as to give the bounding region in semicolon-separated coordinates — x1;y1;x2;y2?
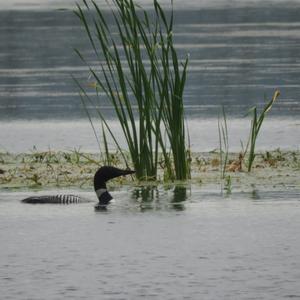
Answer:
170;186;188;211
132;185;159;211
132;185;189;211
94;203;108;212
250;185;261;200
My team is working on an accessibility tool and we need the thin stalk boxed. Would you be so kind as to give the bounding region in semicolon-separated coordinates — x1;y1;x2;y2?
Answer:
218;106;229;179
246;90;280;172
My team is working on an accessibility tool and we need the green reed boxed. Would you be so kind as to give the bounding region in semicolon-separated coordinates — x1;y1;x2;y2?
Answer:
218;106;229;179
246;90;280;172
75;0;190;180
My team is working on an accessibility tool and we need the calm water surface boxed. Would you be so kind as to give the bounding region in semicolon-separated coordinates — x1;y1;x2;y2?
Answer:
1;187;300;299
1;0;300;152
1;118;300;152
1;2;300;299
1;2;300;119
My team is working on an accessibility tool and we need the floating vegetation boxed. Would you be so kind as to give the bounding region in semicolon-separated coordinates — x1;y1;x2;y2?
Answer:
0;150;102;189
0;150;299;190
75;0;190;181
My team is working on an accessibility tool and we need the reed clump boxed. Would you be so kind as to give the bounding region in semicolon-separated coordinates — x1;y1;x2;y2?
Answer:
75;0;190;181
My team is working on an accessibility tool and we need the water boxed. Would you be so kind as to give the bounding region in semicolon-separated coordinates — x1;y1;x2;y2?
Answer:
1;0;300;152
1;118;300;152
1;187;300;299
1;2;300;298
1;3;300;120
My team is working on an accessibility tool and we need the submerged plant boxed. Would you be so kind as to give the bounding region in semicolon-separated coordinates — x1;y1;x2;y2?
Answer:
75;0;190;181
246;90;280;172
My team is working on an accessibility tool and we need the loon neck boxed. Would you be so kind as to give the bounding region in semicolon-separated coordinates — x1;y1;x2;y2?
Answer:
94;181;112;205
95;188;107;198
96;189;113;206
93;166;135;206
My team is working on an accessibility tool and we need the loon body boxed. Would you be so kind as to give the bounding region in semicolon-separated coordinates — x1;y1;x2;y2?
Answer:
21;194;85;204
22;166;135;206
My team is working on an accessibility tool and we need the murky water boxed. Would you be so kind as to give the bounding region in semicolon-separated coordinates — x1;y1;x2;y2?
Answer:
1;186;300;299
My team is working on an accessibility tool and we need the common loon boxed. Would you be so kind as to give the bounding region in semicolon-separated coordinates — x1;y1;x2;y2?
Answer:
21;166;135;206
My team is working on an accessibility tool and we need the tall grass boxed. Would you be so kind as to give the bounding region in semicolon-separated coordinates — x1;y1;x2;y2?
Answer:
75;0;190;180
246;89;280;172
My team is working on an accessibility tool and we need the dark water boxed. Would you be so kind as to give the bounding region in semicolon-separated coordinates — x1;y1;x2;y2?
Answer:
1;186;300;299
1;1;300;120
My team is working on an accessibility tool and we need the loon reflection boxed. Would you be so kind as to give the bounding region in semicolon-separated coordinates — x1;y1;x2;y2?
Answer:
21;166;135;207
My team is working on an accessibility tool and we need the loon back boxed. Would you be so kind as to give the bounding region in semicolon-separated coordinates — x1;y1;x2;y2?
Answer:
21;194;91;204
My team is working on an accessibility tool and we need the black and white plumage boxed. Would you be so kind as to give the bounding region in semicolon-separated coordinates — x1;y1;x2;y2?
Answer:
21;194;83;204
21;166;135;206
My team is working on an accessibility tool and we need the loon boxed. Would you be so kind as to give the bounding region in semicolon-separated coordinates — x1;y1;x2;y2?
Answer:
21;166;135;206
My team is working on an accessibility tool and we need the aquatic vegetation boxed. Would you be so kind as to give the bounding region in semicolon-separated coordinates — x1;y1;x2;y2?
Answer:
291;151;300;170
218;106;229;179
262;151;278;167
75;0;190;181
245;90;280;172
26;173;42;186
227;153;243;172
195;156;209;172
0;153;5;164
0;150;299;192
224;175;232;195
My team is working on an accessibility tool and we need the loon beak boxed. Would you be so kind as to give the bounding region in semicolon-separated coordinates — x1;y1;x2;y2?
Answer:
108;167;135;181
94;166;135;184
117;168;135;177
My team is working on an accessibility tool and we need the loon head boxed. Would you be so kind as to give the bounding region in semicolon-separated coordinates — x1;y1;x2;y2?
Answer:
94;166;135;206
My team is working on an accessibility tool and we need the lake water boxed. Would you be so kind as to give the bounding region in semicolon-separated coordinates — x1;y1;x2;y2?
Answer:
1;2;300;299
0;0;300;152
1;187;300;299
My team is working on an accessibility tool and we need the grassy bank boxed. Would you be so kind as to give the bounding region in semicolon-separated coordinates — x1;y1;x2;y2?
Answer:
0;149;299;190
